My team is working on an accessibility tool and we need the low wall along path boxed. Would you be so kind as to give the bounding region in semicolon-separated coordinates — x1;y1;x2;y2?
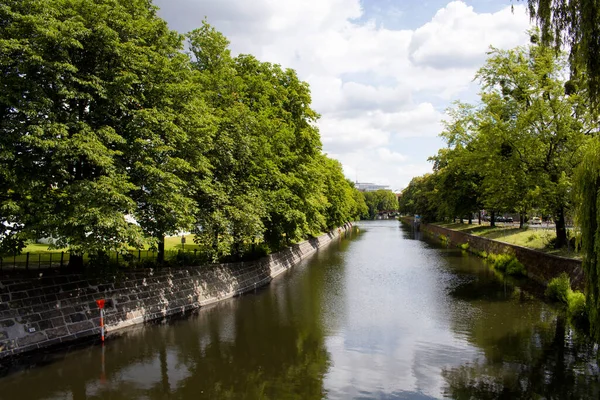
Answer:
402;217;584;289
0;226;351;360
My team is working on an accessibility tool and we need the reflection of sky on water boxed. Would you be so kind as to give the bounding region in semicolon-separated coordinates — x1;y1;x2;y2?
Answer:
323;221;484;398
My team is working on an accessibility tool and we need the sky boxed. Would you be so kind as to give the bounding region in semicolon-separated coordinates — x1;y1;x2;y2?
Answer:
153;0;533;191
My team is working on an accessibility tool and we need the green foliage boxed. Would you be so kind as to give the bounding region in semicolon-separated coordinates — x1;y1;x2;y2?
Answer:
544;272;588;324
567;290;587;322
0;5;360;267
459;243;470;250
362;190;398;219
487;253;526;276
545;273;572;303
527;0;600;106
574;138;600;338
505;258;526;276
404;40;591;246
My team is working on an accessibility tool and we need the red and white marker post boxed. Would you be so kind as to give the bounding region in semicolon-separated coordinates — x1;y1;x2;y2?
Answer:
96;299;106;342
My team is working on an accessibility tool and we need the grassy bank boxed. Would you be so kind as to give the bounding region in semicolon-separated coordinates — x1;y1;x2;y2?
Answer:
437;222;580;259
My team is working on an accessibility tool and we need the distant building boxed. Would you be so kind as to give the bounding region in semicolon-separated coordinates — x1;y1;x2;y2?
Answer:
354;182;390;192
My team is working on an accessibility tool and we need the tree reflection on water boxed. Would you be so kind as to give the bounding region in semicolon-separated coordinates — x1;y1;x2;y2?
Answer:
443;273;600;399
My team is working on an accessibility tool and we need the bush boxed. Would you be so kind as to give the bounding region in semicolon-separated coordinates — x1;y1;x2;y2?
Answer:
490;254;513;271
459;242;469;250
567;290;587;322
486;253;526;276
505;258;526;276
545;273;571;304
527;233;539;242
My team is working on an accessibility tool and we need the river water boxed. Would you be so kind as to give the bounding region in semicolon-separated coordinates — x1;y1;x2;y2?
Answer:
0;220;599;399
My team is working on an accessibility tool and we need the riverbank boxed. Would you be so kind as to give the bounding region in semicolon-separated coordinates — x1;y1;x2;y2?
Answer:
436;221;580;259
400;217;584;289
0;225;353;361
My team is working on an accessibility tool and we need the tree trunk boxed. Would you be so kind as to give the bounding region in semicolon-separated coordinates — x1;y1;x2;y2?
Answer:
468;215;472;224
519;213;524;229
554;206;568;249
157;235;165;264
478;211;482;225
490;210;496;227
68;253;84;269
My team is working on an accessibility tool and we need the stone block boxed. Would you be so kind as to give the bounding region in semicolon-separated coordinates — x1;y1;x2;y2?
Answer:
10;291;28;301
17;331;47;347
50;317;66;328
27;289;43;298
46;326;69;339
38;319;53;331
40;309;63;320
68;313;87;323
0;319;15;328
67;321;93;334
18;313;41;324
43;286;61;295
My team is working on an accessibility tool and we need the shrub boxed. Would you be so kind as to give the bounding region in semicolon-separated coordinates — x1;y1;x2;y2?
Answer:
527;233;539;242
505;258;526;276
567;290;587;322
485;253;526;275
545;273;571;304
459;242;469;250
490;254;513;271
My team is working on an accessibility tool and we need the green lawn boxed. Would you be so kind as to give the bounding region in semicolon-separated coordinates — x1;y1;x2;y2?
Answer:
437;222;580;259
20;235;201;254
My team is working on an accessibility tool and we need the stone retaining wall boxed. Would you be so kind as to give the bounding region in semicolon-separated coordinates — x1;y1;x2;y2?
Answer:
0;226;350;360
400;217;584;289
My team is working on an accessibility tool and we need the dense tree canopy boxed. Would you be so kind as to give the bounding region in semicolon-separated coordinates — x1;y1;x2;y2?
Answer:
0;0;363;264
362;190;398;220
401;40;591;247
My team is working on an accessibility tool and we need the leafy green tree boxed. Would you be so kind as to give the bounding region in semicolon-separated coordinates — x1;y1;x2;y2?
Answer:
526;0;600;105
475;41;589;247
399;174;440;223
0;0;212;264
574;140;600;339
362;190;398;219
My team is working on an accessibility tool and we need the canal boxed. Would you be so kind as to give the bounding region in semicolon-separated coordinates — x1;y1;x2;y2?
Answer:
0;220;599;399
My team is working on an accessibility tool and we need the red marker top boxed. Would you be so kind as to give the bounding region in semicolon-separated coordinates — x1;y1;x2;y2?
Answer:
96;299;106;309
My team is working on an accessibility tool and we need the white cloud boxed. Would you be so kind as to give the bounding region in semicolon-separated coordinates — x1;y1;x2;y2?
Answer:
409;1;530;70
154;0;532;188
377;148;408;163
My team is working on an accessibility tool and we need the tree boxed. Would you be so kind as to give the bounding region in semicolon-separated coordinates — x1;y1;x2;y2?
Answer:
574;140;600;339
399;174;440;223
0;0;212;264
474;41;589;246
362;190;398;219
525;0;600;106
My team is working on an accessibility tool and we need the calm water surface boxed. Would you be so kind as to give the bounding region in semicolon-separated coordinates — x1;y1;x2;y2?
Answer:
1;220;599;399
